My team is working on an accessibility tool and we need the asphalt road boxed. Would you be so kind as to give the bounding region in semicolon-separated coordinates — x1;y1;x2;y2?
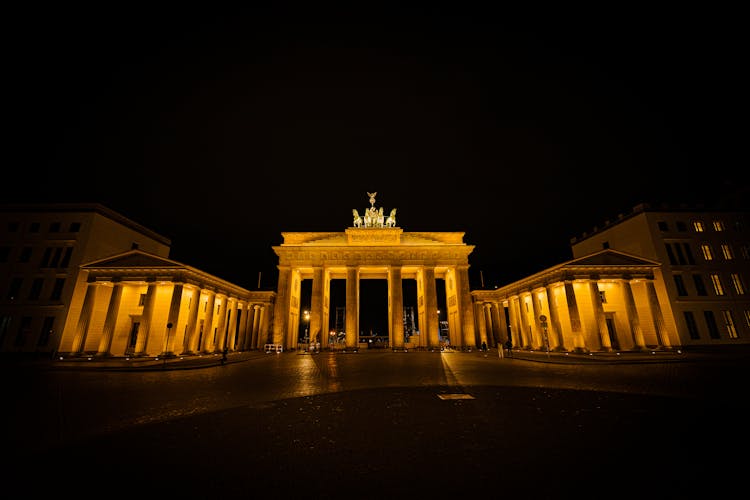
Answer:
4;349;747;498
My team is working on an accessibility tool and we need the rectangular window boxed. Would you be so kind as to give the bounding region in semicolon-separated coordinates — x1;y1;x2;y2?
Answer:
39;247;52;268
710;274;725;296
49;222;61;233
700;244;714;261
59;247;73;268
722;310;738;339
682;243;695;264
673;275;688;296
674;244;687;265
704;310;720;339
69;222;81;232
684;311;700;339
657;221;669;232
665;244;677;265
7;277;22;300
28;278;44;300
712;220;726;231
50;278;65;300
14;316;32;346
48;247;62;268
692;274;708;296
693;221;705;232
721;244;734;260
19;247;32;263
730;273;746;295
38;316;54;346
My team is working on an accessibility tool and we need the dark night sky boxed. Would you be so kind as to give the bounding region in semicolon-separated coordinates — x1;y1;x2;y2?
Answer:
7;5;747;292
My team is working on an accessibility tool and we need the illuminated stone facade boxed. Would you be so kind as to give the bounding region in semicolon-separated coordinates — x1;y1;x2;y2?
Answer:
272;228;476;350
471;249;678;352
57;250;275;357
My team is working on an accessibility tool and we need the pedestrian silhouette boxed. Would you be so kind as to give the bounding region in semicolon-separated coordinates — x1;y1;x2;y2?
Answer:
505;340;513;358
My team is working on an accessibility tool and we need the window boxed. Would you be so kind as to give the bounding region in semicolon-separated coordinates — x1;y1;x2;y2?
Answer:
682;243;695;264
684;311;700;339
665;244;677;265
50;278;65;300
7;277;22;300
700;244;714;261
721;244;734;260
14;317;32;346
49;222;61;233
693;221;705;232
28;278;44;300
602;241;610;249
692;274;708;296
18;247;32;263
712;220;726;231
39;248;52;268
722;310;738;339
744;310;750;329
59;247;73;268
673;275;688;296
139;294;147;306
730;273;746;295
710;274;725;296
48;247;62;268
704;311;720;339
676;221;687;232
657;221;669;232
69;222;81;232
674;244;687;265
38;316;54;346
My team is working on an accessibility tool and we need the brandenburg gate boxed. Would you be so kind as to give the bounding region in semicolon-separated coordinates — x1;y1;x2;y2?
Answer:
271;193;477;351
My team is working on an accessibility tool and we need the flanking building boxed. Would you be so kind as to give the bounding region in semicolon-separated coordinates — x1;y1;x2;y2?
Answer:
471;203;750;352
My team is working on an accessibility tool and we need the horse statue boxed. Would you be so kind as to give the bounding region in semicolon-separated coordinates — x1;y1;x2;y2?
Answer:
352;209;363;227
377;207;385;227
385;208;397;227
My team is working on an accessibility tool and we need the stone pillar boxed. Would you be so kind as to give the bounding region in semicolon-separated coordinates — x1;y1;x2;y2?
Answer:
251;305;262;349
477;303;490;347
490;302;503;347
646;281;670;348
311;267;325;348
545;284;565;351
389;266;404;349
236;301;248;351
518;293;532;349
345;267;359;349
497;302;509;344
508;295;522;348
564;281;586;352
422;267;439;349
71;282;97;355
226;298;238;350
530;289;545;350
273;267;291;346
621;279;646;350
96;281;123;357
481;304;492;347
259;305;271;348
213;294;228;353
163;283;183;356
588;280;611;351
456;265;476;349
134;281;158;356
182;286;201;354
201;290;217;353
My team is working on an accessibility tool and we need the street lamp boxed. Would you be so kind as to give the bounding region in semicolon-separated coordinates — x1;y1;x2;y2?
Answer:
303;310;310;343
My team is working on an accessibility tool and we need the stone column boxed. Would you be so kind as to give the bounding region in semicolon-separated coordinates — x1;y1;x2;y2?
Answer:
476;303;489;347
564;281;586;352
212;294;228;353
96;281;123;357
518;293;532;349
251;305;261;349
236;301;248;351
545;284;565;351
621;279;646;350
508;295;522;348
496;302;509;345
163;283;183;356
225;298;238;350
530;289;546;350
422;267;439;349
588;280;611;351
134;281;158;356
389;266;404;349
182;286;201;354
345;267;359;349
490;302;503;347
311;267;324;348
273;267;291;346
457;265;476;349
646;281;670;348
71;282;97;355
481;303;492;347
201;290;216;353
